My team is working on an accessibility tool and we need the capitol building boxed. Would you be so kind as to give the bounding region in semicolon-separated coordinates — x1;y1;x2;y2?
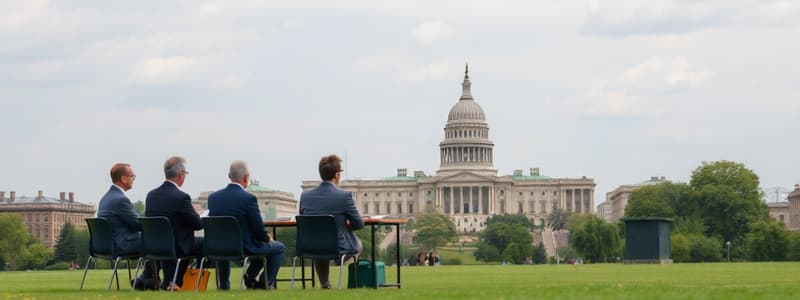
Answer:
302;66;596;232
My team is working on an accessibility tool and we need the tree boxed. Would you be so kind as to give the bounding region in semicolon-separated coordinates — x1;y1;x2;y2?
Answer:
547;207;570;231
133;200;145;216
54;223;79;264
475;217;534;263
532;243;547;264
20;241;53;270
689;235;723;262
671;233;691;262
624;184;676;218
485;214;533;230
745;220;789;261
0;214;31;270
788;232;800;261
413;208;457;251
690;161;768;248
569;215;621;263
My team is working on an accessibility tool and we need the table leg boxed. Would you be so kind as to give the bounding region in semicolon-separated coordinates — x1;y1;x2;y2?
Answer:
395;223;401;288
371;223;377;289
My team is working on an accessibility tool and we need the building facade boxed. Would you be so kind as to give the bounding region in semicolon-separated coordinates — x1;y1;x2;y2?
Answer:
195;180;298;220
789;184;800;231
302;67;596;233
596;201;612;222
767;201;790;227
0;190;95;247
606;176;669;223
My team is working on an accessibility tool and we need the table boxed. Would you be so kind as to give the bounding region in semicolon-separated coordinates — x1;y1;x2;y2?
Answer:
264;218;407;289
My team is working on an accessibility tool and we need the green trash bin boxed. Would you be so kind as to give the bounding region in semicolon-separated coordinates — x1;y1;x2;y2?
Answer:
348;259;385;288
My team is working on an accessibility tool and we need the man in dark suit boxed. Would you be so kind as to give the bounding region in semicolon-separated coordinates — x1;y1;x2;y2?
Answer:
97;163;140;256
299;154;364;289
145;156;203;290
208;160;285;290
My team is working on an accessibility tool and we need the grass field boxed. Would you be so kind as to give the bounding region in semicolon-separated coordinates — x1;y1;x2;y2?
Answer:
0;263;798;299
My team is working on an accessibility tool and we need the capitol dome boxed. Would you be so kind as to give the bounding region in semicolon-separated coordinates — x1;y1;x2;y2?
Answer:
447;65;486;122
448;99;486;121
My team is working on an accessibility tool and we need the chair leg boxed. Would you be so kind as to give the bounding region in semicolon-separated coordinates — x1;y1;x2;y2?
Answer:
170;258;182;292
196;257;206;292
79;256;94;290
131;258;144;292
125;258;133;288
214;261;220;289
290;256;297;289
262;257;268;290
337;255;346;289
352;255;359;289
108;257;121;291
240;257;250;291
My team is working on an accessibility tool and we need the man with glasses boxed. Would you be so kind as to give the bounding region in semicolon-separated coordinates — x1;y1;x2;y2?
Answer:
299;154;364;289
145;156;203;290
97;163;157;287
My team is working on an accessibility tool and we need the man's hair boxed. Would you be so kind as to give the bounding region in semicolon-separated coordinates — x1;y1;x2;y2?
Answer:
164;156;186;179
110;163;131;183
318;154;342;181
229;160;249;181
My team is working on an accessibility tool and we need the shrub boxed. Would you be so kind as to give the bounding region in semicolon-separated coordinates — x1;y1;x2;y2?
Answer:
443;257;462;265
45;262;71;270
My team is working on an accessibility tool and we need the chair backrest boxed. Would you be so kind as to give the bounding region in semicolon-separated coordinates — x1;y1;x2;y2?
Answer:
202;216;245;260
295;215;341;259
139;217;177;260
85;218;114;258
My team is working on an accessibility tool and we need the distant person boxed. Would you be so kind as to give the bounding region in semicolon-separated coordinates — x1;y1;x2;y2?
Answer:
96;163;156;286
433;252;440;266
145;156;203;290
208;161;285;290
299;154;364;289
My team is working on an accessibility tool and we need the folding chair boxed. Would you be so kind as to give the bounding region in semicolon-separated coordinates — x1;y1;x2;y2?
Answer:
291;215;358;289
133;217;196;292
198;216;268;291
80;218;138;290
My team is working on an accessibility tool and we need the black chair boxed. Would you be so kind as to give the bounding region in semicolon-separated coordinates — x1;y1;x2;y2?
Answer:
80;218;138;290
291;215;358;289
198;216;268;291
133;217;196;292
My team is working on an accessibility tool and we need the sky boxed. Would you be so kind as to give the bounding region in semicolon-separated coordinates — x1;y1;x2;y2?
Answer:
1;0;799;206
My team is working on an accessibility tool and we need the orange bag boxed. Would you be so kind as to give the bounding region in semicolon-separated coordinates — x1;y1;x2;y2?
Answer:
181;266;211;292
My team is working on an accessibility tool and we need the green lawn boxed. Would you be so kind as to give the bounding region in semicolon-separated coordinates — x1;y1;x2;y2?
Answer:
1;263;798;299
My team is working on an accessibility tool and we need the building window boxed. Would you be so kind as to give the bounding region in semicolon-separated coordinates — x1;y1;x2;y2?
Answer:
530;192;534;196
364;203;369;214
386;203;392;214
780;215;785;222
427;191;431;195
410;192;413;197
398;203;403;214
44;215;48;222
375;203;380;214
364;193;368;197
398;192;402;197
375;193;379;197
409;204;414;214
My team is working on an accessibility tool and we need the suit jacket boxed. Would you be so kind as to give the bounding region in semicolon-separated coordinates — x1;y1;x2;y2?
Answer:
145;181;202;255
208;183;271;254
96;185;140;255
299;181;364;253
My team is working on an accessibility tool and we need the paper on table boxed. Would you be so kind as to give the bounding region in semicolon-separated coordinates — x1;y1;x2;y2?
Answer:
199;210;209;218
366;215;387;219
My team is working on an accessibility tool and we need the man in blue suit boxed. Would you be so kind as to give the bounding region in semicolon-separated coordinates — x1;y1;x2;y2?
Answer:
299;154;364;289
208;160;285;290
145;156;203;290
97;163;140;256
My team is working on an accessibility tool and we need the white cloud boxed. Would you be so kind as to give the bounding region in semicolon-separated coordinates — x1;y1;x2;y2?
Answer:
584;57;713;117
281;19;308;30
412;21;453;45
133;56;197;84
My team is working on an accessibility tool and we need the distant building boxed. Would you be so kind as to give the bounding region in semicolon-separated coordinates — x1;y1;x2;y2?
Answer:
606;176;670;223
596;201;612;222
767;201;789;227
0;190;95;247
195;180;297;220
302;66;596;233
789;184;800;231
